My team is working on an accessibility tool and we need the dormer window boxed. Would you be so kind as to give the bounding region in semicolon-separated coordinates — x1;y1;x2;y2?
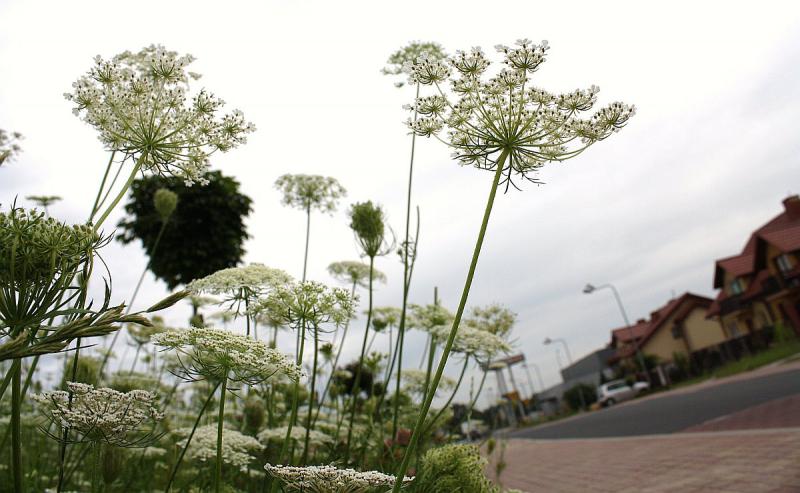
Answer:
776;253;793;273
730;278;745;295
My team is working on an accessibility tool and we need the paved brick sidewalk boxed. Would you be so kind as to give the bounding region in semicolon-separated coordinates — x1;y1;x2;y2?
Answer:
490;428;800;492
686;395;800;432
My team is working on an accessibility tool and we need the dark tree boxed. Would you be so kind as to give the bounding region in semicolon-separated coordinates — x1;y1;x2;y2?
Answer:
117;171;252;289
333;361;375;397
563;383;598;411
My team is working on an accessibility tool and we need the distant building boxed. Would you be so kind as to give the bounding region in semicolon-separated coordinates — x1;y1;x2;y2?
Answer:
560;347;616;388
707;195;800;346
610;293;728;384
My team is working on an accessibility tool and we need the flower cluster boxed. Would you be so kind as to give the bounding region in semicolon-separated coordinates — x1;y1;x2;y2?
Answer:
177;425;261;472
274;174;347;214
403;39;635;188
0;128;23;166
327;260;385;289
464;304;516;337
152;326;302;384
426;324;511;360
187;263;292;298
370;306;401;332
382;41;447;87
252;281;356;332
65;45;255;185
408;303;454;333
264;464;412;493
257;425;332;446
33;382;163;447
402;369;455;397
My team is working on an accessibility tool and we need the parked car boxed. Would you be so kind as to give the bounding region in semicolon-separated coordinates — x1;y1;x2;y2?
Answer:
597;380;648;407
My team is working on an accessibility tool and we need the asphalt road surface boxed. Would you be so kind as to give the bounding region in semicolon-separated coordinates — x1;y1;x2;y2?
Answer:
511;368;800;440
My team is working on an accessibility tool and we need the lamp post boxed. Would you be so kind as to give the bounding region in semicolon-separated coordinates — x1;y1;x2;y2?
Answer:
522;361;544;393
583;283;652;385
543;337;586;411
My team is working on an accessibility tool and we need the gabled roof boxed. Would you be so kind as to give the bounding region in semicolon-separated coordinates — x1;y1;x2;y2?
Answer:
610;293;713;360
713;196;800;288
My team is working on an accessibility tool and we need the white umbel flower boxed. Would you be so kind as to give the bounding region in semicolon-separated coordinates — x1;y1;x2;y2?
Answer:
178;425;261;472
152;326;302;384
257;425;332;446
33;382;163;447
404;39;635;189
427;324;511;359
65;45;255;185
264;463;412;493
187;263;292;298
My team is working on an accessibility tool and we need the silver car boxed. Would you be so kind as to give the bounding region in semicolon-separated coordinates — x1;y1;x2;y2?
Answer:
597;380;639;407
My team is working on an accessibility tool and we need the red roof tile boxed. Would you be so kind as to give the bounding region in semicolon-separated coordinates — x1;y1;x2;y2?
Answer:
611;293;713;354
758;225;800;253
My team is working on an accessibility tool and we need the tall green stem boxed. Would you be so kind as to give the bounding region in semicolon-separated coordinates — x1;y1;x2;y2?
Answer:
93;157;144;231
344;256;374;462
391;150;509;492
89;151;117;222
10;358;22;493
164;381;220;492
100;218;169;375
465;370;488;440
301;324;319;465
422;356;469;437
276;318;307;466
393;83;421;439
302;205;311;282
215;378;228;493
313;280;356;427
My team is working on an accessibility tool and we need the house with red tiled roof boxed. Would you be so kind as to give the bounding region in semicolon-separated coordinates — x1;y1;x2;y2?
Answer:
610;293;727;384
707;195;800;349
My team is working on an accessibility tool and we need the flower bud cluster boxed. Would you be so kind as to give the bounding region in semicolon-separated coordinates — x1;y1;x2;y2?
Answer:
0;206;104;290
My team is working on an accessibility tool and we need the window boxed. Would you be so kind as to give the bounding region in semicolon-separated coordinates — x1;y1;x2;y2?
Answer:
671;324;683;339
776;254;793;273
729;278;744;295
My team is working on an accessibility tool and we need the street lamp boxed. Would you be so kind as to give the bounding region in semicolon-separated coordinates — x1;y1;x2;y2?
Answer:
543;337;586;410
583;282;652;385
543;337;574;364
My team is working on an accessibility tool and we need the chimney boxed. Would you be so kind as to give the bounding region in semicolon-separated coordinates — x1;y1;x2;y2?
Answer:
636;318;646;324
783;195;800;219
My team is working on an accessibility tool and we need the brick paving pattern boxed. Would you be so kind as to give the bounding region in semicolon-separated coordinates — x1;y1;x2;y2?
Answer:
491;429;800;493
686;394;800;432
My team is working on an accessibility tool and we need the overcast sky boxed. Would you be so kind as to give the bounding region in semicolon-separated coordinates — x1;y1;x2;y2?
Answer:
2;0;800;407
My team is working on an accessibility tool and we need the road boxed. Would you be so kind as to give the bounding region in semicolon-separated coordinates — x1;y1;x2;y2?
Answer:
511;367;800;440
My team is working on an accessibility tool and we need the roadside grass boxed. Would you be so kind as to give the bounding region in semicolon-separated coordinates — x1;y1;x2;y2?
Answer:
673;338;800;389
